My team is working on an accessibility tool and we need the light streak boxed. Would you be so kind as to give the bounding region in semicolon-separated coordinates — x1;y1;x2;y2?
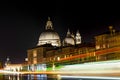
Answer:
58;60;120;75
61;75;120;80
0;70;20;74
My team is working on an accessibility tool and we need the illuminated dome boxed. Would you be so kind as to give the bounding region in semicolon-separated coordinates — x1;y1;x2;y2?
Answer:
37;17;61;47
63;29;75;46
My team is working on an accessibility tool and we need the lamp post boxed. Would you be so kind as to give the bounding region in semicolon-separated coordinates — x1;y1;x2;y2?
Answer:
52;57;55;71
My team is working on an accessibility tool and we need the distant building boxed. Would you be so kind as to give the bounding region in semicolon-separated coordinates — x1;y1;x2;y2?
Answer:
63;29;81;46
4;57;24;71
4;63;23;71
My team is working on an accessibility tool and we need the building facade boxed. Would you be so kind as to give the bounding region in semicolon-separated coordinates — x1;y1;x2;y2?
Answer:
27;18;120;71
95;26;120;61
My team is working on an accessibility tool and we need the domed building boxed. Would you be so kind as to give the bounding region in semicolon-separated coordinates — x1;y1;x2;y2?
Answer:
27;17;82;71
75;30;81;45
63;29;75;46
63;29;82;46
37;17;61;47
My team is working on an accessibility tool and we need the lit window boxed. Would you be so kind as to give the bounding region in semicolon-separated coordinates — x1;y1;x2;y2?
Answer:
64;55;66;58
33;50;37;57
57;57;60;61
103;44;106;48
93;52;96;56
25;58;28;61
96;45;100;49
33;58;37;64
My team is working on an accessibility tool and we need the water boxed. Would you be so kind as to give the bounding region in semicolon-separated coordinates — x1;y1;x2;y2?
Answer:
0;74;120;80
1;74;58;80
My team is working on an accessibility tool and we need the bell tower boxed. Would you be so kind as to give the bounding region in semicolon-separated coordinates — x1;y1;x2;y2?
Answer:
75;30;81;44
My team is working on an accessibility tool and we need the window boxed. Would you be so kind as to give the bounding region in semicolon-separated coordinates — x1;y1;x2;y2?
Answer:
33;58;37;64
33;50;37;57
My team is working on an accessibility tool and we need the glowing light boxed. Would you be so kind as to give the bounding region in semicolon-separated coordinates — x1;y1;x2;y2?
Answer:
59;60;120;73
57;57;60;61
0;70;21;74
61;75;120;80
25;58;28;61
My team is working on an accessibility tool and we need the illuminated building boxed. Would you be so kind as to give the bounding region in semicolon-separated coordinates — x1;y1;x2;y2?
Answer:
27;44;53;71
95;26;120;50
4;57;24;71
63;29;75;46
94;26;120;61
27;17;120;71
37;17;81;47
76;30;81;44
63;29;81;46
4;64;23;71
37;17;61;47
27;17;82;71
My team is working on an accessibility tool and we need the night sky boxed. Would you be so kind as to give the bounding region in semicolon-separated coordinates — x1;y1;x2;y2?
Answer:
0;1;120;64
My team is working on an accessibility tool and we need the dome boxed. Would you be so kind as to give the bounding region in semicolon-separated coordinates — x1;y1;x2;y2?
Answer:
37;30;61;46
64;36;75;45
40;30;60;40
63;29;75;46
37;17;61;47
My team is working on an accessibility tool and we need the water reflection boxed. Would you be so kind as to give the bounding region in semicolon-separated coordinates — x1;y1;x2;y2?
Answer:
2;74;120;80
27;74;47;80
3;74;59;80
4;74;22;80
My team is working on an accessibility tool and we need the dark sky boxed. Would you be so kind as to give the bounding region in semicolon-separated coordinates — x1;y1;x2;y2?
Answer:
0;1;120;64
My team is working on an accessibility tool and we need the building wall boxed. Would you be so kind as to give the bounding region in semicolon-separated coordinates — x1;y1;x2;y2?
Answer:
95;31;120;50
45;45;95;67
94;29;120;62
27;47;44;65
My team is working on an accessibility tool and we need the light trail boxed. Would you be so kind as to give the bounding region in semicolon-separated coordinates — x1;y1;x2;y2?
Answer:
59;59;120;73
1;60;120;77
61;75;120;80
0;70;20;74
